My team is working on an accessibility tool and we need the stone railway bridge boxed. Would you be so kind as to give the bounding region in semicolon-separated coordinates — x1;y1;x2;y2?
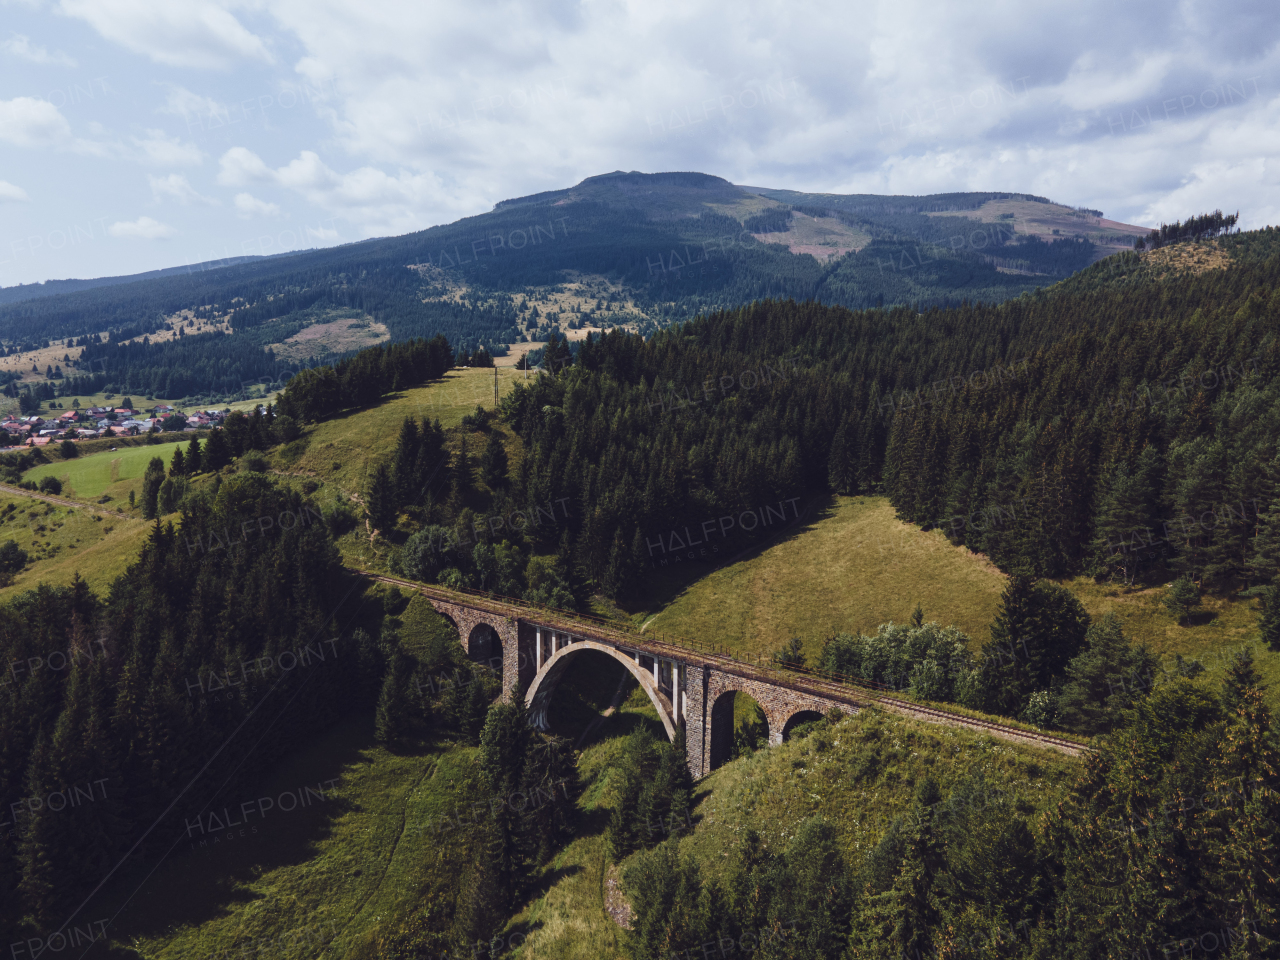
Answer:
365;574;1084;776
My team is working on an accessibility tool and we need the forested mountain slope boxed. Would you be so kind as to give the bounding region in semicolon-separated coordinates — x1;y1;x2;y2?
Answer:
0;172;1147;403
478;229;1280;598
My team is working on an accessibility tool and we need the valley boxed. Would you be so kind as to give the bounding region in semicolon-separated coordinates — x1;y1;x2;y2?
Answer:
0;177;1273;960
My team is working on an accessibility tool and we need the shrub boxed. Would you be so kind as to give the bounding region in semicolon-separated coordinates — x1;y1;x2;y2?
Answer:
37;475;61;495
0;539;28;573
1163;576;1201;624
240;451;269;473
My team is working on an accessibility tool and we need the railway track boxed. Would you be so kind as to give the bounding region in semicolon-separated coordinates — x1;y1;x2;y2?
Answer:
361;571;1089;757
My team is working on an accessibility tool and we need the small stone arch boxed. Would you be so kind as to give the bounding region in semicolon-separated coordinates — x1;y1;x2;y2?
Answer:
781;709;826;741
526;640;677;740
467;622;502;670
708;689;769;772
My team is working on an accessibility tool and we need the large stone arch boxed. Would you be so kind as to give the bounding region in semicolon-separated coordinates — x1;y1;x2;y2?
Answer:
693;669;858;776
525;640;677;740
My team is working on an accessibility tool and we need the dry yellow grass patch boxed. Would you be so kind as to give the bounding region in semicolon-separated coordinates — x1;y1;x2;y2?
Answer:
1141;240;1232;275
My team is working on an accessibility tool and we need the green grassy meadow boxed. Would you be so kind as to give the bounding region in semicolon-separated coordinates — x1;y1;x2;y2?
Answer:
636;496;1009;662
24;442;186;499
0;494;148;600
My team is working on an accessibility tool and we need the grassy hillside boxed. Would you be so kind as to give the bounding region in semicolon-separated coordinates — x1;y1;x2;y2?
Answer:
24;442;186;499
637;496;1008;659
270;366;526;569
640;494;1279;703
0;493;147;600
83;713;483;960
76;598;1077;960
509;692;1077;959
76;602;655;960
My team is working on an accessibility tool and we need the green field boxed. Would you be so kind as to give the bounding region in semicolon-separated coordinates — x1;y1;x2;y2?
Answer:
24;442;186;499
288;366;523;484
637;496;1009;662
0;494;148;600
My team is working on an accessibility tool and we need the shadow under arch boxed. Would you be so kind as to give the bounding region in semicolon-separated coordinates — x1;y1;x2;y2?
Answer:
781;709;825;741
708;689;769;772
525;640;676;741
467;622;502;670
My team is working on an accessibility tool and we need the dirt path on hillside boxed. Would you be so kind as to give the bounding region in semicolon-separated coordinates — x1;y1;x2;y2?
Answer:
0;481;141;520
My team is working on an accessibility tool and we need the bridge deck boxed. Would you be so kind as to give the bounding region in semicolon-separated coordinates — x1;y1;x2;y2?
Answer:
363;573;1087;757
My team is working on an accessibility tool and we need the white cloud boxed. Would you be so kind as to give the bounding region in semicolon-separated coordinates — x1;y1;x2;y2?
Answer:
0;180;30;202
157;83;226;120
133;129;204;165
0;96;116;156
215;145;275;185
8;0;1280;284
2;34;77;66
58;0;272;69
0;97;73;148
149;173;217;205
218;147;440;233
233;192;281;218
108;216;176;239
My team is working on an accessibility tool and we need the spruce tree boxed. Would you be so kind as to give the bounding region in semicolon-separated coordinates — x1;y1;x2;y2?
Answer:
447;438;471;514
16;731;58;924
140;456;165;519
1056;613;1158;734
169;446;185;477
392;416;420;507
478;685;533;903
1258;586;1280;652
156;477;177;516
481;430;508;490
453;815;504;947
1163;576;1201;624
1090;451;1158;584
519;734;578;865
758;818;851;960
602;528;628;599
185;435;202;474
828;413;858;495
1198;651;1280;952
889;780;945;959
1246;492;1280;586
203;428;231;471
374;649;412;746
365;463;398;534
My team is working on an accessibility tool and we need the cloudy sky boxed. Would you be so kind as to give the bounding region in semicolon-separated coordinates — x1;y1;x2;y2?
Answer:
0;0;1277;286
